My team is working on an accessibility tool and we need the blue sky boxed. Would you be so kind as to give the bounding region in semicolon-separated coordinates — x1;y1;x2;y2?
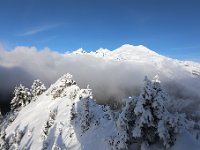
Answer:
0;0;200;61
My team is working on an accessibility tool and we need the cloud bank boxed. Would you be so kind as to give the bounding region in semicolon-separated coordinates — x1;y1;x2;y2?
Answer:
0;45;200;114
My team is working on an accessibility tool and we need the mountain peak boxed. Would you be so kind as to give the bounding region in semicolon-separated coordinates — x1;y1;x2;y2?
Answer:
72;48;86;55
118;44;158;55
104;44;160;62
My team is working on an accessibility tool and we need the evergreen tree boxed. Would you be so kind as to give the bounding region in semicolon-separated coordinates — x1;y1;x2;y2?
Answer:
41;109;57;139
7;128;25;149
132;76;186;148
133;76;157;144
70;88;99;134
51;74;76;99
79;87;96;133
70;103;76;121
115;110;129;149
15;129;24;145
115;98;136;149
0;127;8;150
10;84;32;111
102;105;113;121
31;79;46;98
42;120;51;139
80;97;91;133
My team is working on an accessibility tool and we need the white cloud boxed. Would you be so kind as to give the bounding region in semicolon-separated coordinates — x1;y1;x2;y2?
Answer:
0;46;153;104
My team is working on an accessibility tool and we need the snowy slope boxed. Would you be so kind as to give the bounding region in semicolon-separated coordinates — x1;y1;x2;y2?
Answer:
4;75;117;150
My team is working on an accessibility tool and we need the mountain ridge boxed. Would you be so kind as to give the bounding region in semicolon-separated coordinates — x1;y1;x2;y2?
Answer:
1;73;200;150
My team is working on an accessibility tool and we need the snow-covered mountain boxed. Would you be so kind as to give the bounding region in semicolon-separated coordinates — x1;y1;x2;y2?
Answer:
71;44;200;78
89;44;162;61
1;44;200;150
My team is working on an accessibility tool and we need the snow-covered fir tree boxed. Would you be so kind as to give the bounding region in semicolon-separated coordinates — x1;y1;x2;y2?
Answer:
70;102;76;121
190;111;200;140
50;74;76;99
114;98;136;149
102;105;113;121
15;129;25;145
158;111;189;148
0;127;8;150
2;111;18;128
49;108;57;125
193;120;200;140
10;84;32;111
42;120;51;140
42;109;57;140
115;113;129;149
79;87;98;133
8;128;25;150
132;76;157;144
132;76;188;148
31;79;46;98
70;87;101;134
62;85;80;100
41;109;57;150
80;97;91;133
79;85;93;99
